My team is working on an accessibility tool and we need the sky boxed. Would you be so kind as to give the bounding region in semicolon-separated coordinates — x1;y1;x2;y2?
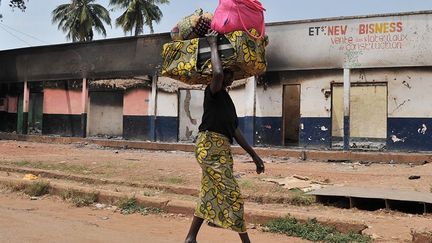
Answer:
0;0;432;51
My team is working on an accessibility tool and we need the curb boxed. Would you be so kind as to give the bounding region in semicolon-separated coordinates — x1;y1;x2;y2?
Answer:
0;165;198;196
0;176;367;234
0;165;307;204
1;132;431;164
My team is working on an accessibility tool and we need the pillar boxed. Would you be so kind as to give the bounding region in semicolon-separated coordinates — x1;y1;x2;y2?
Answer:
81;78;88;137
343;69;351;151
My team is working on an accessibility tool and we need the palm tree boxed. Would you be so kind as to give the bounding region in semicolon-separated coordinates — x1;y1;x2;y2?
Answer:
110;0;169;36
52;0;111;42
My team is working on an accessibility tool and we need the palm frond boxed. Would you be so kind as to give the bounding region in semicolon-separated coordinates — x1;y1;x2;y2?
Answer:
112;0;168;36
52;0;111;42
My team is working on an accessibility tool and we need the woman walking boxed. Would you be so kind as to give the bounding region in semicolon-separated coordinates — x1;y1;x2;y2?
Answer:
184;30;266;243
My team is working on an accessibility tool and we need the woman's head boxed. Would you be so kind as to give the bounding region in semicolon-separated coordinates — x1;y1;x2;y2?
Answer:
223;69;234;87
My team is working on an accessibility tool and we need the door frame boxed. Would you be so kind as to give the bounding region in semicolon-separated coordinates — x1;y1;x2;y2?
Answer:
87;90;124;137
28;91;44;135
282;84;301;146
330;82;388;147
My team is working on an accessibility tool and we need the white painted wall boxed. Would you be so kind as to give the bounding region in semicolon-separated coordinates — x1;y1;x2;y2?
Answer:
156;91;178;117
351;68;432;118
154;68;432;127
178;89;204;142
244;77;256;117
230;77;256;117
300;77;334;118
267;13;432;71
280;71;341;118
255;84;283;117
229;88;246;117
282;68;432;119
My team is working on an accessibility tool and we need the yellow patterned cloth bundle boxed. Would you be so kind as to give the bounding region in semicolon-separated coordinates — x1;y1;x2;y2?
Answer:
161;29;268;85
194;131;246;233
171;8;213;41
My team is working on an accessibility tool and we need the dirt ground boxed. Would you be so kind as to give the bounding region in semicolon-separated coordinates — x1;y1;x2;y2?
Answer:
0;140;431;194
0;140;432;242
0;192;306;243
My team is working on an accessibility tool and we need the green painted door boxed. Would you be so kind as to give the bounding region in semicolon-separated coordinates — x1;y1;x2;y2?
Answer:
28;92;43;134
17;93;23;134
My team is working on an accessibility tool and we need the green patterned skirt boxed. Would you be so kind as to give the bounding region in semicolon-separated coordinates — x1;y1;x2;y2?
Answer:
194;131;246;233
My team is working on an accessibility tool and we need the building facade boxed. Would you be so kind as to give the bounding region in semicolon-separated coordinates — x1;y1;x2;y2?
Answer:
1;11;432;151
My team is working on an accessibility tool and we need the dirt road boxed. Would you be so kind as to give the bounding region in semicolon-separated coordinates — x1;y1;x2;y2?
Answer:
0;192;306;243
1;140;432;242
1;140;431;195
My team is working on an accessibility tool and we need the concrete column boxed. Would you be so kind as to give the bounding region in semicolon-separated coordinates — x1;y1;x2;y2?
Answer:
149;75;158;141
343;69;351;151
22;81;30;134
81;78;88;137
244;76;257;145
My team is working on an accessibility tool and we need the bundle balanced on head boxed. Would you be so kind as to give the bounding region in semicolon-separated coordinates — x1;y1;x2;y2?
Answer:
184;29;266;243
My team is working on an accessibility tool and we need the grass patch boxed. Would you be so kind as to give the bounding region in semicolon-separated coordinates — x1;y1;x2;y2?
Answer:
24;180;50;197
289;189;314;206
61;190;99;207
72;193;98;207
142;190;157;197
266;217;371;243
117;197;163;215
12;161;32;167
163;176;186;185
9;182;27;192
239;179;255;190
9;161;89;174
269;185;288;193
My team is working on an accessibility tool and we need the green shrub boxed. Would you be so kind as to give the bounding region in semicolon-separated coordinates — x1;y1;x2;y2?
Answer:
266;217;371;243
24;181;50;197
71;192;99;207
117;197;163;215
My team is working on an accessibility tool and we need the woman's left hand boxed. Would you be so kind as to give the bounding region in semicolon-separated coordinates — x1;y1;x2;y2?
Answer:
206;29;219;45
253;155;265;174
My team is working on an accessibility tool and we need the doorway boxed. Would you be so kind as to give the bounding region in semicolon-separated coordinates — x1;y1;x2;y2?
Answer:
283;84;301;146
87;91;123;138
331;83;387;149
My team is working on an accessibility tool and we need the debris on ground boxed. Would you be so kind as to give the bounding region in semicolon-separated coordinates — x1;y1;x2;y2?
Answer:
293;175;309;181
95;203;106;209
23;174;38;181
359;161;373;166
411;230;432;243
328;159;351;163
262;175;332;192
409;175;421;180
